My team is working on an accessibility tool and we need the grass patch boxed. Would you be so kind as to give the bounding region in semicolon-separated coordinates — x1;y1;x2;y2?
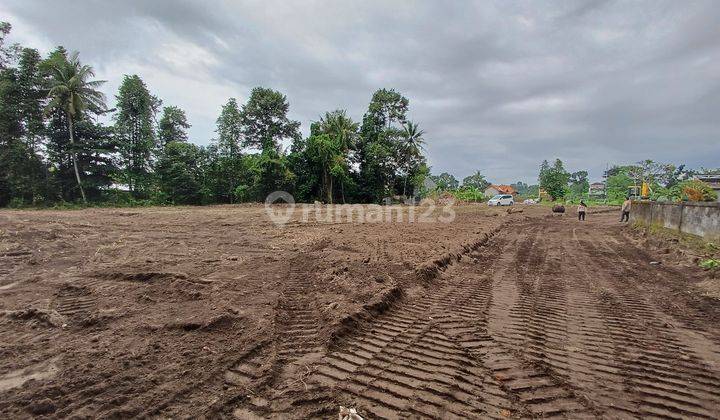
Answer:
700;258;720;270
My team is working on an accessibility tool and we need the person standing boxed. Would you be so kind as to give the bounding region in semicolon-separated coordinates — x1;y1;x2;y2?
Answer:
620;197;631;222
577;201;587;221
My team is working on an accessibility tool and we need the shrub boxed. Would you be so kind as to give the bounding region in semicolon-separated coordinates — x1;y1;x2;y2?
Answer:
234;185;251;203
672;180;717;202
451;187;487;202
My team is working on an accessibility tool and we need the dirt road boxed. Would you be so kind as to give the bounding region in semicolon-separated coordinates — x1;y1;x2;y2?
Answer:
245;213;720;419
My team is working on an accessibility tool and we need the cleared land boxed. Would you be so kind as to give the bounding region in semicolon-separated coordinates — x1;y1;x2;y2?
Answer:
1;205;719;418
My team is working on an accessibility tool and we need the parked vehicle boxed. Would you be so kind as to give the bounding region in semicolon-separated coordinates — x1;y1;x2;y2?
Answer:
488;194;514;206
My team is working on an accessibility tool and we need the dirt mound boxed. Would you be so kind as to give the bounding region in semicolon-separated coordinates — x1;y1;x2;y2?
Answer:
1;307;65;327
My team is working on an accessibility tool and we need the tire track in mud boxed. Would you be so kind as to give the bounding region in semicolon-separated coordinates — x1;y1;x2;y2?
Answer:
0;248;32;290
219;255;331;419
492;218;720;419
572;231;720;418
228;216;720;419
307;229;593;419
309;236;516;419
53;285;96;320
484;226;595;418
500;228;635;417
275;259;324;363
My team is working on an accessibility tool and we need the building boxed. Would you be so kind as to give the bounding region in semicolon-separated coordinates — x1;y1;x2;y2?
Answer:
695;174;720;202
484;185;517;197
588;182;606;198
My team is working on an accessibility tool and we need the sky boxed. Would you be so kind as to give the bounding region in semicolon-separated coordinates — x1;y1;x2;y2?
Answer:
2;0;719;184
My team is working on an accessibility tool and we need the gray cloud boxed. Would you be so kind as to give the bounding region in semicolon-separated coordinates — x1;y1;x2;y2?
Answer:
3;0;719;183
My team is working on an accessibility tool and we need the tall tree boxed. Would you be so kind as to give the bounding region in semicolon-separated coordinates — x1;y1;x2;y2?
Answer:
307;133;341;203
215;97;243;157
17;48;45;151
627;160;675;187
155;141;206;204
45;51;106;203
569;170;589;197
318;109;358;203
114;74;160;196
399;121;425;196
209;98;246;202
0;64;43;206
240;87;300;152
158;105;190;145
239;87;300;198
357;88;410;202
539;158;570;200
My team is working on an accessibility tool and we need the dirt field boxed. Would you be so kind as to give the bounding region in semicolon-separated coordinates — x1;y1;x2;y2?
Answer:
1;204;719;418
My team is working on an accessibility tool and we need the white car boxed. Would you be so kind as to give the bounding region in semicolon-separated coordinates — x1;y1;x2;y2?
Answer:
488;194;514;206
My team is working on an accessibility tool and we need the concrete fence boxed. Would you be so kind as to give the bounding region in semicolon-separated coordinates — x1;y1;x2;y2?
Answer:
630;201;720;241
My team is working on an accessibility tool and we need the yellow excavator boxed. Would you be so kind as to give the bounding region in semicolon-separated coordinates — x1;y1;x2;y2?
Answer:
628;182;650;200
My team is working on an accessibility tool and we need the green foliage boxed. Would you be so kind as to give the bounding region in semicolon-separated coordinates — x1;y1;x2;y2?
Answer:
158;106;190;145
356;88;411;202
316;110;358;203
215;98;242;157
462;171;490;191
240;87;300;152
44;50;107;203
699;259;720;270
0;21;20;69
606;172;633;202
511;181;538;197
114;74;161;197
452;187;487;202
672;179;718;202
155;141;206;205
431;172;459;191
539;159;570;200
236;88;300;198
398;121;425;197
17;48;45;150
568;170;589;199
233;184;251;202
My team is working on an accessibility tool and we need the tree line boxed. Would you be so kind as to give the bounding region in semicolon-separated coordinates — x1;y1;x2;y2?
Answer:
0;22;428;207
538;158;718;203
425;159;717;205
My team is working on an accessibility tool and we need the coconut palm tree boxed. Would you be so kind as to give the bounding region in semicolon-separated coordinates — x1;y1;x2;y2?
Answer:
319;110;358;203
45;51;106;203
400;121;426;197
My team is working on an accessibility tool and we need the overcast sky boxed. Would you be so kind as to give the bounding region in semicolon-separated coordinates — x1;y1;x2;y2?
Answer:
2;0;719;184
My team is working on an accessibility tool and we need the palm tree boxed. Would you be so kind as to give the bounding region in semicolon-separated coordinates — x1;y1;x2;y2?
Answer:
319;110;358;203
45;51;106;203
400;121;426;197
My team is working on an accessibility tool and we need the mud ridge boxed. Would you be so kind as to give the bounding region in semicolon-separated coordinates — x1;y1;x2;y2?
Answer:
330;223;506;348
415;223;505;282
326;285;404;348
94;271;188;282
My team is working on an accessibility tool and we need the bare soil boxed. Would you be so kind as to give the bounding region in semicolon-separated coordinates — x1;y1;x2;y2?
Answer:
1;205;719;419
